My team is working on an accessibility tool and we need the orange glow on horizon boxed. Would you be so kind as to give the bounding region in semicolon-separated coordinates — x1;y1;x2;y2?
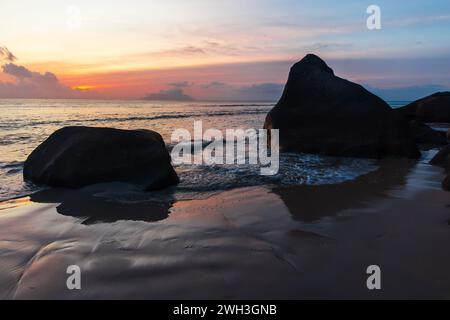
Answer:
71;85;97;90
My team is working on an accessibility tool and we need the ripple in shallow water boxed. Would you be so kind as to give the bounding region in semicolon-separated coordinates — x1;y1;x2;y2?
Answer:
92;152;379;203
169;153;379;199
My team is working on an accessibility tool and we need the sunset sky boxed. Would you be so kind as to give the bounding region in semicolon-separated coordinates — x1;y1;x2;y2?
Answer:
1;0;450;100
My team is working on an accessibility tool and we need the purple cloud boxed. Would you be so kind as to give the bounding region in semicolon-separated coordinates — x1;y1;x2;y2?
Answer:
2;63;33;79
0;63;99;99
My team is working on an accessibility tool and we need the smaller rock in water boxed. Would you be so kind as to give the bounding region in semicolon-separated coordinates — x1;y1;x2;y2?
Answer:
23;126;179;190
429;144;450;192
397;92;450;123
429;144;450;168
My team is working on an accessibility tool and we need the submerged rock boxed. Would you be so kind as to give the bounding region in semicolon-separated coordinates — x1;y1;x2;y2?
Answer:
23;126;179;190
264;54;420;159
397;92;450;123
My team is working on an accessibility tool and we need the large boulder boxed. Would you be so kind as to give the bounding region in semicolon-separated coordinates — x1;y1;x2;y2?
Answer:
396;92;450;123
24;126;179;190
264;54;420;159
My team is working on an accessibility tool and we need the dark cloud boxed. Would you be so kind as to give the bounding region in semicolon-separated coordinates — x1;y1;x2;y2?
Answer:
202;81;226;89
197;81;283;101
0;63;98;99
0;47;16;63
137;41;240;60
172;46;206;55
3;63;61;85
0;46;99;98
142;87;194;101
148;46;206;57
141;81;194;101
168;81;191;88
237;82;284;101
310;42;351;50
2;63;33;79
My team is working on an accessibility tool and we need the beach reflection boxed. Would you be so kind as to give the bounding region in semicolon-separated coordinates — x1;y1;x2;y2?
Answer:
30;187;174;224
271;159;417;222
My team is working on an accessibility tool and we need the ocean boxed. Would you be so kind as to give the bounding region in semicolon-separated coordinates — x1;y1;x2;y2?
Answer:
0;99;415;201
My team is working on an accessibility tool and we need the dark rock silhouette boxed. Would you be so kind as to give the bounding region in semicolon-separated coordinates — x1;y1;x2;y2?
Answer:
264;54;420;159
396;92;450;123
430;144;450;167
408;120;447;147
443;175;450;191
429;144;450;191
24;126;179;190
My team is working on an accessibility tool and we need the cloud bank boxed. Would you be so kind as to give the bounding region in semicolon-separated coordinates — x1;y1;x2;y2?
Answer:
237;83;284;101
142;82;194;101
0;47;99;99
0;63;99;99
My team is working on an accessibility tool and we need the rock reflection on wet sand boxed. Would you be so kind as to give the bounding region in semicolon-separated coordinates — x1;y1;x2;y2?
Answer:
0;160;450;299
272;159;416;222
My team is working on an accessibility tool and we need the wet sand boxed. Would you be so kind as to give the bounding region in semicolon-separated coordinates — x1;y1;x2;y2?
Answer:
0;159;449;299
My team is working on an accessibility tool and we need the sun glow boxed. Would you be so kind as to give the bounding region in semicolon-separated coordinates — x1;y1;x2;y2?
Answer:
72;85;96;90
